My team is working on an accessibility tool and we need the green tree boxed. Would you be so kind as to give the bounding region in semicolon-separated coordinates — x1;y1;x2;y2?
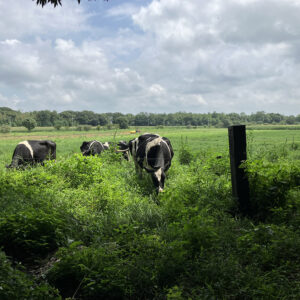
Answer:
59;111;76;127
22;118;37;131
54;120;65;130
286;115;296;125
111;112;124;125
269;113;283;123
135;112;149;126
34;110;53;126
0;125;10;133
76;110;96;125
98;114;108;126
35;0;108;7
116;117;129;129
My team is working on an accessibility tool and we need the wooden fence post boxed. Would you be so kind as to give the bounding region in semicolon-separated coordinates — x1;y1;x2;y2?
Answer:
228;125;250;215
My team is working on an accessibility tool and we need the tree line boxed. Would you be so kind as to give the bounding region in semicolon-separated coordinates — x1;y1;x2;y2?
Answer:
0;107;299;130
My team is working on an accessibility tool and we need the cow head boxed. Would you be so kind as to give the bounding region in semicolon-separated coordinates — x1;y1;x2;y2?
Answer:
151;168;166;193
117;141;130;160
80;141;92;156
103;142;110;150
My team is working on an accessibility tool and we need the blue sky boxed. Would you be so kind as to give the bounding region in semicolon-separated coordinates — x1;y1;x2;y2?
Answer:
0;0;299;115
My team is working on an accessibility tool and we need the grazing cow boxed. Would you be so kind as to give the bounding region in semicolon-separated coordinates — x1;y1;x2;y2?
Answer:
6;140;56;168
80;140;109;156
119;133;174;193
117;140;130;160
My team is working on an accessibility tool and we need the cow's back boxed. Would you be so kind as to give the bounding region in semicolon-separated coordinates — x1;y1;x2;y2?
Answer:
13;142;34;161
29;140;56;161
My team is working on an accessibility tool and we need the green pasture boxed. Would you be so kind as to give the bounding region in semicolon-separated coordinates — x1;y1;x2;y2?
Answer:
1;126;300;167
0;125;299;299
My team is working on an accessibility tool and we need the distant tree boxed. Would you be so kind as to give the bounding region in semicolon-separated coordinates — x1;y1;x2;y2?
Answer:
90;118;99;126
165;113;176;126
285;115;296;125
54;120;65;130
269;113;283;123
125;113;135;126
76;110;96;125
135;112;149;126
34;110;53;126
35;0;108;7
116;117;129;129
59;110;76;127
220;118;232;128
98;114;108;126
111;112;124;125
251;111;266;123
0;125;11;133
22;118;37;131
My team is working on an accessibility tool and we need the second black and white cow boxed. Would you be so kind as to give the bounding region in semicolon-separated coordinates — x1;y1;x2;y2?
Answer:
119;133;174;193
80;140;110;156
6;140;56;168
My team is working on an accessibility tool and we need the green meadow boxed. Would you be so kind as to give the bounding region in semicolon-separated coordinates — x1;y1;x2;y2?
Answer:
1;125;299;164
0;126;299;299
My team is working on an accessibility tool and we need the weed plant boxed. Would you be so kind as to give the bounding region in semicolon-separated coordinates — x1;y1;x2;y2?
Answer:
0;129;299;299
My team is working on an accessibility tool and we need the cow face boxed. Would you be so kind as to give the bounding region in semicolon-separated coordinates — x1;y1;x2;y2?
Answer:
151;168;166;193
117;141;130;160
80;141;91;156
103;142;110;150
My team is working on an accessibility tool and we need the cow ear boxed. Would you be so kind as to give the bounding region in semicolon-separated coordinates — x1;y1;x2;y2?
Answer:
118;141;128;147
44;140;56;148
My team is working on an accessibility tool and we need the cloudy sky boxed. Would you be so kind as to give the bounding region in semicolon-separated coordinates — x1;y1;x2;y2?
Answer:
0;0;299;115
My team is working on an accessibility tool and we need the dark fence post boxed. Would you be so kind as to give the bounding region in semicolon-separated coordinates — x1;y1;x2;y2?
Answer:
228;125;250;215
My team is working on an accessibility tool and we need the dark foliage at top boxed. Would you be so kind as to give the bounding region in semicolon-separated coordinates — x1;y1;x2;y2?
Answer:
1;107;299;128
35;0;108;7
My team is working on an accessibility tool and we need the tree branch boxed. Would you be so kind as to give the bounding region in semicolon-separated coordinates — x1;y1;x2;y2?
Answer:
35;0;108;7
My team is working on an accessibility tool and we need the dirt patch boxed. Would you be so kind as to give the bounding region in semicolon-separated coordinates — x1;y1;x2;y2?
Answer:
0;131;135;141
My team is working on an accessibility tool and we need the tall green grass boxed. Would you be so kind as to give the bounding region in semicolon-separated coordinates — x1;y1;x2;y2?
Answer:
0;127;299;299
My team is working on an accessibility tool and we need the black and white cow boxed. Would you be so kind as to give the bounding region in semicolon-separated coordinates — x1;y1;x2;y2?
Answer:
119;133;174;193
80;140;110;156
6;140;56;168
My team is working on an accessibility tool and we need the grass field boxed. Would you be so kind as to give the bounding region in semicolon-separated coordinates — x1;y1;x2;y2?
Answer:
0;126;299;299
1;126;300;166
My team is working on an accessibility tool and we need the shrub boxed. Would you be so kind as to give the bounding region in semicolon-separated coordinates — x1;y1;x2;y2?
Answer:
115;117;129;129
243;159;300;220
53;120;65;130
47;237;161;299
0;125;10;133
22;118;36;131
83;125;92;131
0;251;60;300
0;209;68;263
178;138;193;165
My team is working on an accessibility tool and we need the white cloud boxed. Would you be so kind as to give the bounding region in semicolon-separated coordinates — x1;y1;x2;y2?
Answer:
0;0;300;114
0;92;21;109
106;3;141;17
0;0;90;40
149;84;166;96
131;0;300;114
0;39;20;46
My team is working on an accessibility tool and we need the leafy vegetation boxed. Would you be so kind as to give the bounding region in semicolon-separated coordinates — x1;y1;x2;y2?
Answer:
22;118;37;131
1;107;300;128
0;125;10;133
0;127;299;299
